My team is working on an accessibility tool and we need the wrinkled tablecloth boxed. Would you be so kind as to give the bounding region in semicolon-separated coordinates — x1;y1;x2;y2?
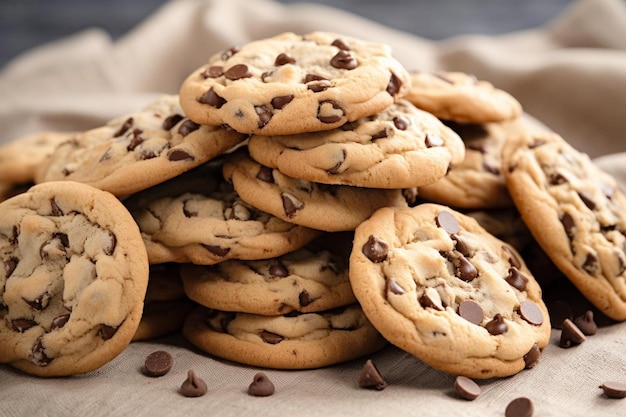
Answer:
1;0;625;416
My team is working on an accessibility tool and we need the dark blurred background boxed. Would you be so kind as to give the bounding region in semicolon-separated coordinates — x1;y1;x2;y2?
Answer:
0;0;574;70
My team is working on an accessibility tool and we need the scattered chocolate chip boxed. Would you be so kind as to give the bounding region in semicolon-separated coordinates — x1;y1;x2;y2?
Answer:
143;350;174;377
454;376;481;400
330;50;357;70
358;359;387;390
393;116;409;130
436;211;460;235
458;300;483;325
574;310;598;335
180;370;207;397
256;166;275;183
113;117;133;138
331;38;350;51
386;72;402;96
281;193;304;217
50;314;70;330
505;397;534;417
559;318;586;348
387;279;406;295
178;120;200;137
317;100;344;124
275;53;295;66
202;244;231;258
167;149;194;162
248;372;275;396
600;381;626;399
260;330;284;344
198;87;226;108
519;301;544;326
505;268;528;291
12;318;37;332
162;114;184;130
255;105;273;128
485;314;508;335
201;65;224;78
362;235;389;263
224;64;251;80
523;343;541;369
425;134;445;148
271;95;294;110
99;324;119;340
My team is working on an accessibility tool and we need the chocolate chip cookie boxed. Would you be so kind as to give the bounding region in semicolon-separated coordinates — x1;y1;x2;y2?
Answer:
180;235;355;315
222;148;407;231
36;95;247;196
349;203;551;378
404;71;522;123
247;100;465;189
124;161;322;265
179;31;411;135
182;304;386;369
0;181;149;376
502;131;626;321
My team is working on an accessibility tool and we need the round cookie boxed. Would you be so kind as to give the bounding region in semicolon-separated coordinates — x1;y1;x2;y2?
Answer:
502;131;626;321
124;161;322;265
404;71;522;124
36;95;247;197
417;120;522;209
247;100;465;189
182;304;387;369
180;234;356;315
0;181;149;376
349;203;551;379
179;31;411;135
222;148;407;231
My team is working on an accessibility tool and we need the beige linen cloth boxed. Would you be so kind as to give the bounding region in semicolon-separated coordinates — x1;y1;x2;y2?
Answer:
0;0;625;415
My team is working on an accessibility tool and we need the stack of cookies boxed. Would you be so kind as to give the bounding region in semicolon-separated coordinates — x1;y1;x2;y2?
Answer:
0;30;624;380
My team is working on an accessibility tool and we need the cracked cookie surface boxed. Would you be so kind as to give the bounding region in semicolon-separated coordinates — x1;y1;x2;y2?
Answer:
179;31;410;135
349;203;550;378
0;181;149;376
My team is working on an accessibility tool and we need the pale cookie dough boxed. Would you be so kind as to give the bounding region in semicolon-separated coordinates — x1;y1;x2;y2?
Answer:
247;100;465;189
0;181;149;376
222;148;407;231
124;161;322;265
36;95;247;197
349;203;551;379
502;131;626;321
181;235;356;315
179;31;411;135
404;71;522;124
183;304;387;369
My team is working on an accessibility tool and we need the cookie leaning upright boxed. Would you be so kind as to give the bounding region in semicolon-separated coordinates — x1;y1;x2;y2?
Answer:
502;131;626;321
179;31;411;135
0;181;149;377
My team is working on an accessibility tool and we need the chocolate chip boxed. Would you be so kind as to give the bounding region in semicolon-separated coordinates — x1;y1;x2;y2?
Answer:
456;256;478;281
255;105;273;128
281;193;304;217
275;53;295;66
4;257;18;278
393;116;409;130
12;318;37;332
458;300;483;325
330;50;357;70
358;359;387;390
425;134;444;148
113;117;133;137
388;279;406;295
331;38;350;51
30;338;52;366
519;301;544;326
561;212;576;239
256;166;275;183
436;211;460;235
178;119;200;137
162;114;184;130
317;100;344;124
578;191;596;210
99;324;119;340
505;267;528;291
260;330;284;344
503;245;522;269
485;314;508;335
224;64;252;80
143;350;174;377
559;318;586;348
505;397;534;417
454;376;481;400
268;259;289;277
299;290;314;307
198;87;226;108
523;343;541;369
271;95;294;110
386;72;402;96
201;65;224;78
248;372;275;396
202;244;230;258
573;310;598;336
180;370;207;397
362;235;389;263
50;314;70;330
600;381;626;399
